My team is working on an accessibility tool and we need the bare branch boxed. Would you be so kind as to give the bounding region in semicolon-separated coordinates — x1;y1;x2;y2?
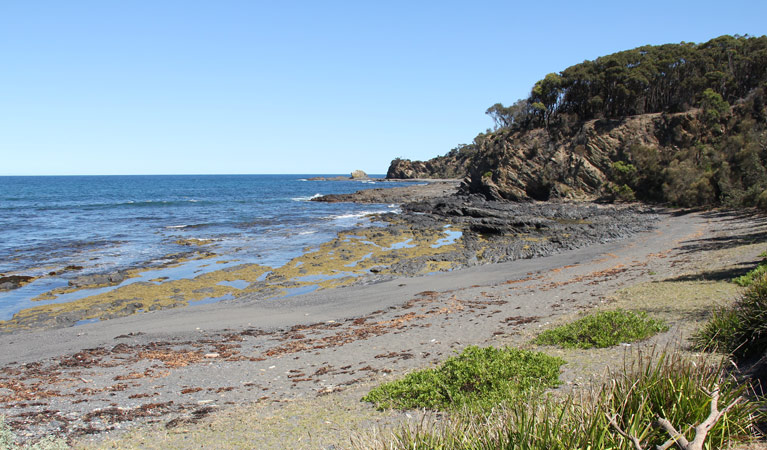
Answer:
652;386;743;450
606;413;645;450
688;386;742;449
653;417;690;449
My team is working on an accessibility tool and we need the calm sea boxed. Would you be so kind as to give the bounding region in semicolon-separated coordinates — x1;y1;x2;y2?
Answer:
0;175;416;318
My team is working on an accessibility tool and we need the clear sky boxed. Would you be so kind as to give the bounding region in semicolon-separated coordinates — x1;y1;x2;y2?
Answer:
1;1;765;175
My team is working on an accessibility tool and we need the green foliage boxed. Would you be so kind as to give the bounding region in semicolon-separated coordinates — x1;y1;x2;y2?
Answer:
662;160;717;207
544;35;765;122
0;416;69;450
605;183;636;202
366;352;760;450
362;346;564;411
694;272;767;360
611;161;637;184
733;253;767;286
534;309;668;349
757;189;767;210
701;88;730;124
483;35;767;130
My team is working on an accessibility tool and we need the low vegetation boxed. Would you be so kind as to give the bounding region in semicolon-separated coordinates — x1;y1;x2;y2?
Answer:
0;416;68;450
734;252;767;287
358;351;760;450
534;309;668;349
362;346;564;411
694;272;767;360
361;270;766;449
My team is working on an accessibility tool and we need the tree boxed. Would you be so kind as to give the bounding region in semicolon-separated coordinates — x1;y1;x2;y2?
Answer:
531;73;563;127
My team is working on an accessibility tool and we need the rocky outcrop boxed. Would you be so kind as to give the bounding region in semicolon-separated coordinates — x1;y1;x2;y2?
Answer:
313;181;459;204
461;111;709;201
386;112;702;196
350;170;369;180
386;146;476;179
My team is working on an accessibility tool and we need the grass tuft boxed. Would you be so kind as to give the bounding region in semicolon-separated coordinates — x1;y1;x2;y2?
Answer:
533;309;668;349
693;273;767;360
362;346;564;411
357;350;762;450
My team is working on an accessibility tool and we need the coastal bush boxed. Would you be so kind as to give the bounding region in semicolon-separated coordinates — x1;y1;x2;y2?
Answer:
693;273;767;360
534;309;668;349
362;346;564;411
358;351;761;450
0;416;69;450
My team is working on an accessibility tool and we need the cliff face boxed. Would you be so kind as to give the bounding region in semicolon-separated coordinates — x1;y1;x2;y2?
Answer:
387;112;700;200
389;103;766;207
463;111;702;201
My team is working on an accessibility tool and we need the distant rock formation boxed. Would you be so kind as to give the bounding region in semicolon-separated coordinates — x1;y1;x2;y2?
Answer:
386;146;475;180
350;170;369;179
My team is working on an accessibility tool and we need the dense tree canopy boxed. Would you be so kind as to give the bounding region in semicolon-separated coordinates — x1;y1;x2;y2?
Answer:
489;35;767;129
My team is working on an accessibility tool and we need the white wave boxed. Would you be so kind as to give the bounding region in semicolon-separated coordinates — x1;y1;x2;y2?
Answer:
297;230;317;235
165;224;189;229
327;210;383;221
291;193;323;202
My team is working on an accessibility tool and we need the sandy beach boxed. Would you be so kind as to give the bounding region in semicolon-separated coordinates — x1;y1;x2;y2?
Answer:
1;204;765;448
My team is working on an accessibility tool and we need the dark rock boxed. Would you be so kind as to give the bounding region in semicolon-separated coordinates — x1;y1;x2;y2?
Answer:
0;275;35;291
312;181;459;204
68;271;127;288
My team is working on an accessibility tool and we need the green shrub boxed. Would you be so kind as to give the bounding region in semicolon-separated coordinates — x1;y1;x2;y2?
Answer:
361;351;760;450
362;346;564;411
733;252;767;286
605;183;636;202
694;273;767;360
534;309;668;349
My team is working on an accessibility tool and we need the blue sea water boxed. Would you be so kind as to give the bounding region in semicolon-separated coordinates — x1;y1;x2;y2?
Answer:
0;175;417;319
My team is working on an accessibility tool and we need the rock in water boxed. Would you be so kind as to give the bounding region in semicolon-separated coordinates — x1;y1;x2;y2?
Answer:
350;170;369;179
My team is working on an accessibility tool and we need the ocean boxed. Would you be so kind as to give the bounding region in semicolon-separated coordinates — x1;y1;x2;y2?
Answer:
0;175;417;320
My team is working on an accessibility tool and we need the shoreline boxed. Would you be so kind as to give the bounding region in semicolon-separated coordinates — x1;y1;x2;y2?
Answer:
1;181;654;333
3;207;766;446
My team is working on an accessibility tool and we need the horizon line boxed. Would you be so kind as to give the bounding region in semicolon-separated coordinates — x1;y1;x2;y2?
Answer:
0;172;388;177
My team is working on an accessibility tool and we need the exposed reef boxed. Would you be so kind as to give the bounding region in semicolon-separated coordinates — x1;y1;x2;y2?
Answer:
312;181;459;204
0;192;658;333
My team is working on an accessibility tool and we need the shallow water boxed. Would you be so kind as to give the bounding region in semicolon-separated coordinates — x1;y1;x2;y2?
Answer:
0;175;416;320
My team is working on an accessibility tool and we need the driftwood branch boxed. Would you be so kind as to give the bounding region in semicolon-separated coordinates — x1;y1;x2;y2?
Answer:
686;387;742;450
653;417;689;449
607;385;742;450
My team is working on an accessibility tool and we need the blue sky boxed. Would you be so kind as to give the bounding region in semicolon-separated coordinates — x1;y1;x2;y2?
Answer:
1;1;765;175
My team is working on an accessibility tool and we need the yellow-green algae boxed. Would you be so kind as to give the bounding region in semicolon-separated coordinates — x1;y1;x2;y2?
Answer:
31;252;216;301
1;223;465;331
